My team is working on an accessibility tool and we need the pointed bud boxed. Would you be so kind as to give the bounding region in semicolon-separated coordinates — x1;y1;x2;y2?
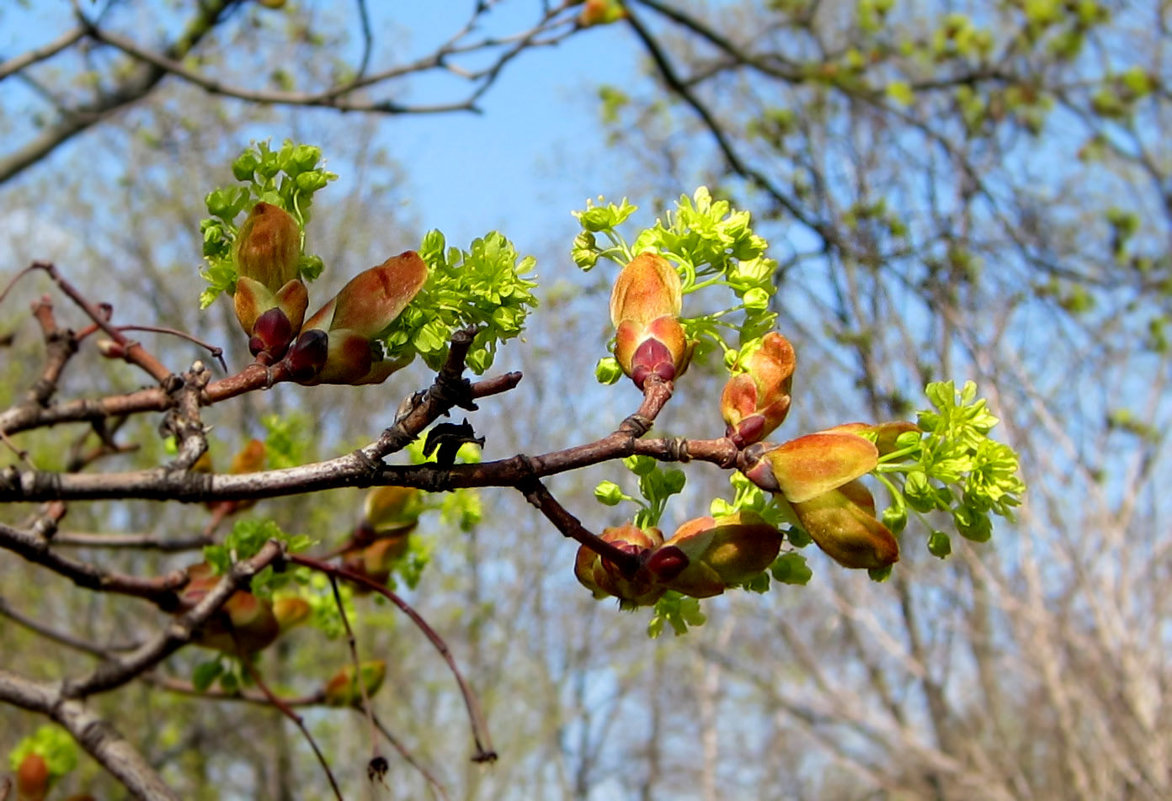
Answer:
16;753;50;801
234;202;301;292
785;481;899;569
721;333;796;447
180;563;280;655
296;252;428;385
742;432;878;503
341;535;410;591
234;276;308;361
610;253;692;388
324;660;387;707
273;597;312;631
363;486;422;535
303;251;428;340
574;524;666;606
652;511;783;598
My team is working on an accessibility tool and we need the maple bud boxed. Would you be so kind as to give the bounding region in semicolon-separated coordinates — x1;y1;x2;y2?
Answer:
652;511;783;598
231;203;308;361
721;333;796;447
296;251;429;385
324;660;387;707
273;597;312;631
574;524;666;606
610;252;691;389
741;431;878;502
180;563;280;655
580;0;627;26
16;753;50;801
785;480;899;569
234;202;300;292
341;536;410;590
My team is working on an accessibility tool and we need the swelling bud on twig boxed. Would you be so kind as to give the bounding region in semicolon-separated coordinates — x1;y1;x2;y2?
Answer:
742;428;899;569
232;203;308;362
16;753;50;801
610;252;692;389
782;480;899;569
179;563;280;655
295;251;428;385
652;511;783;598
721;332;796;447
574;524;666;606
324;660;387;706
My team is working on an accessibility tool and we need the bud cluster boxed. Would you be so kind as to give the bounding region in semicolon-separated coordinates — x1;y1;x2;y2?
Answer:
230;202;429;385
574;511;782;606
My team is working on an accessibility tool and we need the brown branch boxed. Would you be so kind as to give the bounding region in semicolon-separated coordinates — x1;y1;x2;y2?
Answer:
520;479;640;575
0;595;139;657
63;539;286;698
0;520;190;605
33;262;174;384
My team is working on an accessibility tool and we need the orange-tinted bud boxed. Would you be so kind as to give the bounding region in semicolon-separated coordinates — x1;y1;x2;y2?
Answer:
574;524;666;606
324;660;387;707
721;333;796;447
273;597;312;631
610;253;692;388
296;251;428;385
16;753;50;801
234;203;300;292
742;432;878;502
785;481;899;569
580;0;627;26
363;486;422;535
234;277;309;360
653;511;783;597
229;439;266;474
180;563;280;655
341;535;410;590
303;251;428;341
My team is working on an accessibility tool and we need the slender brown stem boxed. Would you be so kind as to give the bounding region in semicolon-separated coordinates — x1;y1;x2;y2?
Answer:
292;554;497;763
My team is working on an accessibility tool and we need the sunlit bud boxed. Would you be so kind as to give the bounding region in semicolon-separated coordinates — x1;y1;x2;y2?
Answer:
574;524;666;606
580;0;627;26
296;252;428;385
324;660;387;707
721;333;796;447
234;203;300;292
180;563;280;655
341;535;410;590
16;753;50;801
303;251;428;341
652;511;783;598
784;480;900;569
272;597;312;632
234;277;309;360
820;421;921;456
610;252;691;389
742;432;878;502
363;486;422;536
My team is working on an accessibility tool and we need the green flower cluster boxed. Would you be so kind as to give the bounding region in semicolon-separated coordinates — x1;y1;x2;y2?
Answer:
199;140;336;308
573;187;778;382
875;380;1025;558
384;229;539;374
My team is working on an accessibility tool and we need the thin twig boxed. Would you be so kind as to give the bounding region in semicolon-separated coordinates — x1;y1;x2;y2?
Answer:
293;555;497;763
241;659;344;801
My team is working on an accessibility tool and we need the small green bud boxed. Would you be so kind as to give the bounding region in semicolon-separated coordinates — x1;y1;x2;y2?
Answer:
927;530;952;558
595;356;623;384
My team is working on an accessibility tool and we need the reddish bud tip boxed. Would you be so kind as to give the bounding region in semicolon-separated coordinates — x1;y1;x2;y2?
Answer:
284;329;329;382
